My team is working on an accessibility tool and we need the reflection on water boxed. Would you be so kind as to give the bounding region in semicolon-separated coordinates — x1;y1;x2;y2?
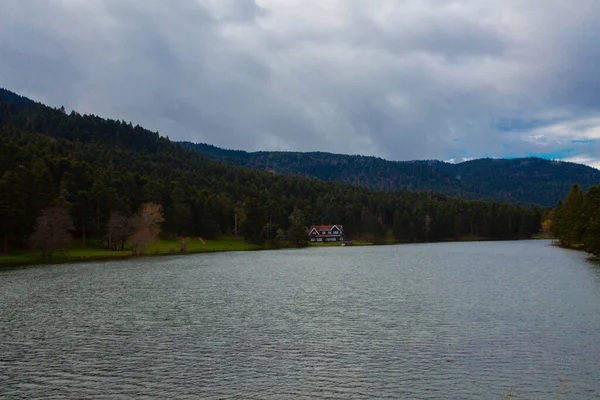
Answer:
1;240;599;399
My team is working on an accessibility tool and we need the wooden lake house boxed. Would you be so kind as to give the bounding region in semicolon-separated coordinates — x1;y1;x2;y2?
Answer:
308;224;344;242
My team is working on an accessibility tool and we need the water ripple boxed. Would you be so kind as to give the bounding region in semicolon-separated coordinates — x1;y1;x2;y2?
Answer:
1;241;600;398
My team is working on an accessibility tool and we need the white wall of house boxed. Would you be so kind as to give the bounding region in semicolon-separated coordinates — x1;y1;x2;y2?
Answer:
309;226;344;243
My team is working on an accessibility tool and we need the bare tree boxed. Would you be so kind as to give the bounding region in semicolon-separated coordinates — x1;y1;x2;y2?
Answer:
106;211;131;250
29;205;74;257
130;203;165;255
138;203;165;233
179;237;188;252
130;224;154;255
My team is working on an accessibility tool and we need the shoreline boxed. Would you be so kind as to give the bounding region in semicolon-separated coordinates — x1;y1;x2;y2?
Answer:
549;241;600;263
0;236;549;269
550;240;587;252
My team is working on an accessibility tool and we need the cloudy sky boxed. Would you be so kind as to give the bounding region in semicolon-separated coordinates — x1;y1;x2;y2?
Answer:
2;0;600;166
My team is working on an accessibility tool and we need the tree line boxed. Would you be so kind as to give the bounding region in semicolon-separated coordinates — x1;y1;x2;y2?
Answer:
180;142;600;207
0;88;544;255
552;183;600;256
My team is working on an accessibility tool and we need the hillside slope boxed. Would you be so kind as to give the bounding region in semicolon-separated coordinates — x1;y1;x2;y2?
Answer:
180;142;600;206
0;87;542;250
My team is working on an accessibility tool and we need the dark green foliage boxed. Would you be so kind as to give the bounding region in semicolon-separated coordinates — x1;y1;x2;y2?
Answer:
0;88;35;106
0;88;543;251
552;183;600;256
242;198;265;245
552;184;586;246
393;209;414;241
287;207;308;245
584;214;600;255
181;142;600;207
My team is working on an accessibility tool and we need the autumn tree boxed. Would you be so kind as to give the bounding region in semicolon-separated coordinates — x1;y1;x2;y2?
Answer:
130;202;164;255
29;205;74;257
540;218;552;237
106;211;131;250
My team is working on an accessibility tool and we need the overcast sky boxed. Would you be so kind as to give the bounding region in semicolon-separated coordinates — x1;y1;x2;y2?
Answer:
2;0;600;166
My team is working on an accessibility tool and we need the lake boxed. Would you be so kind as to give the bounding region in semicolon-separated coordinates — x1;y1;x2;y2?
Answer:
1;240;599;399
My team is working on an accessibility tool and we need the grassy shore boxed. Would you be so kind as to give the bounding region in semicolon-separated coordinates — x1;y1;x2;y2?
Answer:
0;234;546;268
0;237;268;268
308;240;374;247
0;236;382;268
552;241;584;250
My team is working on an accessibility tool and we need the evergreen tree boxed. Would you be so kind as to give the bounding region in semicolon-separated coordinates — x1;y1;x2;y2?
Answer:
287;207;308;246
242;198;265;245
564;183;585;245
583;211;600;256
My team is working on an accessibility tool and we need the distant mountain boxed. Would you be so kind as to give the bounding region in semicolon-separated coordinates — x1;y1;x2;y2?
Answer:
180;142;600;206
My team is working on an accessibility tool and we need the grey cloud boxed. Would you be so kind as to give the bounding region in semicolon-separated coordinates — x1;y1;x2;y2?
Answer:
2;0;600;164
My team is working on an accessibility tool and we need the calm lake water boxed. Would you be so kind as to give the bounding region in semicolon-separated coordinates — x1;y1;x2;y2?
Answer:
1;240;600;399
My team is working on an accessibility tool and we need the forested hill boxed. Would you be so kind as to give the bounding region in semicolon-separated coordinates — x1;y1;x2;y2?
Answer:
180;142;600;207
0;87;543;252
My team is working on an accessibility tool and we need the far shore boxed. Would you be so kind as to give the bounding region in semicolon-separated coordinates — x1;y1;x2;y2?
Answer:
0;235;551;268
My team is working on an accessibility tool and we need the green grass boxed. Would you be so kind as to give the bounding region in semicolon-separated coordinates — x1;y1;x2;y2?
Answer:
0;247;132;267
0;252;37;264
532;232;554;239
308;240;374;246
147;237;264;253
0;236;377;267
308;241;345;247
0;236;267;267
1;234;539;268
351;240;375;246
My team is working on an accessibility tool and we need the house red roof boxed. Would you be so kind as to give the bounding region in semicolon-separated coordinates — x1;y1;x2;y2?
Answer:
310;224;343;231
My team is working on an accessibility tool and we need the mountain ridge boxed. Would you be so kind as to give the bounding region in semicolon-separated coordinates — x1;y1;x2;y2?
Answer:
1;86;595;209
179;141;600;207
